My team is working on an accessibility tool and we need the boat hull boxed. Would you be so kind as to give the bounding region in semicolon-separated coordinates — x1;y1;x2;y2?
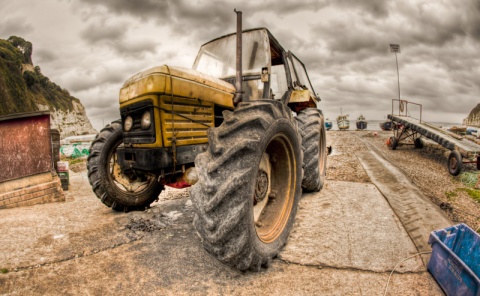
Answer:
379;121;392;131
338;120;350;130
356;121;367;130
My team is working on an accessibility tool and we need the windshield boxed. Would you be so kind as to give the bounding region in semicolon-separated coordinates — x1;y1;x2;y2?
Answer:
291;53;315;93
193;30;271;78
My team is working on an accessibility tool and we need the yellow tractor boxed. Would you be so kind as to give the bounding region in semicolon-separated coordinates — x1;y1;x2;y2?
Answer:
87;11;326;271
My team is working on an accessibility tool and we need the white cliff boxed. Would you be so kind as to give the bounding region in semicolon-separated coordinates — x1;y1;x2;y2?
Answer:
37;101;97;138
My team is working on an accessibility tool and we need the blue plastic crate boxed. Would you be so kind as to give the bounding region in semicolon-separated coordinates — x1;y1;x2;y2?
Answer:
428;224;480;296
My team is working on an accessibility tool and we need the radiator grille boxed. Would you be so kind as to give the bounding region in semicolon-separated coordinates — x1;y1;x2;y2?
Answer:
160;95;214;147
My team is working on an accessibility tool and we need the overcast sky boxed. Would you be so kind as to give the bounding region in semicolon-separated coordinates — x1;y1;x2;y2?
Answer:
1;0;479;130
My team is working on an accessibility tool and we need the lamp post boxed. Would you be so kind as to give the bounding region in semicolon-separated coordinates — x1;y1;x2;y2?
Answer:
390;43;401;114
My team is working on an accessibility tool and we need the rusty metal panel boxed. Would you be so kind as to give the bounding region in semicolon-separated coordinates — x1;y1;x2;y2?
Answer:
0;112;52;183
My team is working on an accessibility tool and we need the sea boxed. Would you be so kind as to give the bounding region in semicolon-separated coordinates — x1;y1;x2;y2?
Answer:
325;120;462;131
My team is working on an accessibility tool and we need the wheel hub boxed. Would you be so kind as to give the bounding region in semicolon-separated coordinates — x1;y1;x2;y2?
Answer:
113;164;145;192
111;155;150;193
450;158;458;170
254;170;269;205
253;153;271;223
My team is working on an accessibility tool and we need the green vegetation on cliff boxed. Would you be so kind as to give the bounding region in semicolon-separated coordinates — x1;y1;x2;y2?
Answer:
0;36;80;116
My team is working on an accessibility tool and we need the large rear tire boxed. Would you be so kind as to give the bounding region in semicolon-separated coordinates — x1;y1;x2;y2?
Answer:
87;120;163;212
191;100;303;271
295;108;327;192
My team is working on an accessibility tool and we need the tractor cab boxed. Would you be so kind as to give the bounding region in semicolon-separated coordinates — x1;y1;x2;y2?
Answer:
193;28;319;107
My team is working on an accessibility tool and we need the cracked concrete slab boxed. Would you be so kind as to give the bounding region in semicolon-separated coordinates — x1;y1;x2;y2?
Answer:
356;148;452;264
280;180;423;273
0;173;184;271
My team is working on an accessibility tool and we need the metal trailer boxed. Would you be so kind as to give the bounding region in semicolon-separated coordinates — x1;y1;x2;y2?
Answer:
386;99;480;176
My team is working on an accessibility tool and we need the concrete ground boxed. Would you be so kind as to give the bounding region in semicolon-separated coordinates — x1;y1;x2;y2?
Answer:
0;132;450;295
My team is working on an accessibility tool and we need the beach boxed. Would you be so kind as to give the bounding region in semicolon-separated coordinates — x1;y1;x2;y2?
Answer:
326;130;480;231
1;130;478;295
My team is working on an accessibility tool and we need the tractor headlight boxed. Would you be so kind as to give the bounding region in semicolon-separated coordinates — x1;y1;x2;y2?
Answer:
141;111;151;130
124;116;133;132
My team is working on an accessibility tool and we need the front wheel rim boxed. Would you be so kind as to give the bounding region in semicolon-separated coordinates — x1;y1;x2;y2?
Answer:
108;143;157;194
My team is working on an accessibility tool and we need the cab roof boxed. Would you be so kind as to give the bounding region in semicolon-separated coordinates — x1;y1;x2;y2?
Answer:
201;27;286;64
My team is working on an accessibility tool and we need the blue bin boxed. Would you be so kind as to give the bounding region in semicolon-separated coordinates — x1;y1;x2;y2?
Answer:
428;224;480;296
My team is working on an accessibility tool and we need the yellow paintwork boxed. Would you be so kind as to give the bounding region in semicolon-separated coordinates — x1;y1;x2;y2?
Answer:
289;89;315;103
159;95;214;147
119;65;235;108
118;65;233;148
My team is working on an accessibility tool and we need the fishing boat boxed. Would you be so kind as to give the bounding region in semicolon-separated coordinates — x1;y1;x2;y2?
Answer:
337;112;350;130
356;115;367;130
379;120;393;131
325;119;333;130
466;127;478;136
448;125;467;135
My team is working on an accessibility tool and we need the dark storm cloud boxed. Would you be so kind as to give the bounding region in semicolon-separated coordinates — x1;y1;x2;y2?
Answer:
316;18;387;55
78;0;328;22
465;0;480;41
172;0;330;42
66;68;127;92
334;0;391;18
397;7;465;47
80;22;126;44
3;0;474;127
79;20;158;55
301;0;479;116
384;1;480;50
77;0;330;44
311;0;478;57
251;0;329;15
0;16;33;37
79;0;171;20
77;0;228;46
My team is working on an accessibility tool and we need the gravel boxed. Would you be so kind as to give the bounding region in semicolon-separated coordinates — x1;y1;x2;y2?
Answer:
326;130;480;232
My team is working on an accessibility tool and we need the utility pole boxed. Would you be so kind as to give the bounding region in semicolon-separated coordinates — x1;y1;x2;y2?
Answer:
390;44;401;113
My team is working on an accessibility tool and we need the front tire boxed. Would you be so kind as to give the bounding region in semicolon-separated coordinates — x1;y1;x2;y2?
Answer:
87;120;163;212
295;108;326;192
191;100;303;271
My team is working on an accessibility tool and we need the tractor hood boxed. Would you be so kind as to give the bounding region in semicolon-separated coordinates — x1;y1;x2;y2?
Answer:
119;65;235;108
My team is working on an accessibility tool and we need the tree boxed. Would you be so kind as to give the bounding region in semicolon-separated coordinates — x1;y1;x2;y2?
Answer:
23;70;38;87
7;36;33;64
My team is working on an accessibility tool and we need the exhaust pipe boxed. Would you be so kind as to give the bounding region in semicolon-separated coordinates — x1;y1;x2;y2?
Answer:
234;9;245;104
